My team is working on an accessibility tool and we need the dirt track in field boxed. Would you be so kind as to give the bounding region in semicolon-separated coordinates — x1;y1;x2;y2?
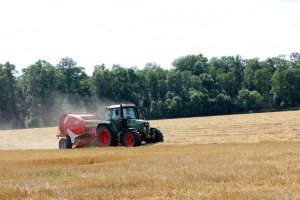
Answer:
0;110;299;150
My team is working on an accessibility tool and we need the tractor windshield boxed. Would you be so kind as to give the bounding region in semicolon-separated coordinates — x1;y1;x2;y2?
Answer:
122;107;137;119
106;107;138;121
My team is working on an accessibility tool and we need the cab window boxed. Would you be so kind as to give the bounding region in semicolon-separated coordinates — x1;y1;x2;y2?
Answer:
106;109;112;121
111;108;121;120
122;107;137;119
106;108;121;120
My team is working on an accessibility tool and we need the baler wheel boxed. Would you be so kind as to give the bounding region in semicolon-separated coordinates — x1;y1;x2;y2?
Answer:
59;137;72;149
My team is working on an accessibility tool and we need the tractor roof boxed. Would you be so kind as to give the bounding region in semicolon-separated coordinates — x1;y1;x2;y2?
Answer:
106;104;136;109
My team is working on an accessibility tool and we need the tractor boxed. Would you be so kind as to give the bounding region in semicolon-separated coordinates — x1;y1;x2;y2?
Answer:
57;104;164;148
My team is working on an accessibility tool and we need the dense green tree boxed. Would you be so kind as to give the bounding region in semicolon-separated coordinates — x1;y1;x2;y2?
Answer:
244;58;262;90
163;93;184;117
236;89;263;111
150;100;164;118
166;70;191;103
272;69;300;107
56;57;87;95
56;57;91;114
172;54;209;75
267;55;290;72
21;60;58;127
210;93;233;114
110;65;132;102
290;52;300;69
253;67;272;96
0;62;19;128
217;72;236;97
199;73;216;93
91;64;114;100
188;90;209;116
210;55;245;96
144;63;167;102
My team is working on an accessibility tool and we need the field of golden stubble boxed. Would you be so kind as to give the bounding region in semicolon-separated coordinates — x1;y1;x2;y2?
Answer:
0;110;299;199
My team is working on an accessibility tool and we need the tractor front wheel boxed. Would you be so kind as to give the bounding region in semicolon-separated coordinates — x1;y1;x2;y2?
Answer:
152;128;164;143
122;130;142;147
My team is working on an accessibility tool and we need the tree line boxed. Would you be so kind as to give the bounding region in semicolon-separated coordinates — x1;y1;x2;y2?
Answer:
1;53;300;129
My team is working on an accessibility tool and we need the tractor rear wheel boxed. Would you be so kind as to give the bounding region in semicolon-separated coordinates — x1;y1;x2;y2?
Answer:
59;137;72;149
96;125;117;147
122;130;142;147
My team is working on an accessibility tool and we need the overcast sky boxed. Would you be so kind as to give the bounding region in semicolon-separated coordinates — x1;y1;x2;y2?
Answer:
0;0;299;75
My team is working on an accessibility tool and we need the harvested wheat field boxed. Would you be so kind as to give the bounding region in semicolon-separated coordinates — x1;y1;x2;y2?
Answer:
0;110;299;199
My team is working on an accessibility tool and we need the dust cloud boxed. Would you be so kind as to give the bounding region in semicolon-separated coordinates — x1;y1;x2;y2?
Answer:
38;94;117;128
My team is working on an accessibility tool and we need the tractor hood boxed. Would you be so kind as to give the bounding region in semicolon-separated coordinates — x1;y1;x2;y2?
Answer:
126;119;150;133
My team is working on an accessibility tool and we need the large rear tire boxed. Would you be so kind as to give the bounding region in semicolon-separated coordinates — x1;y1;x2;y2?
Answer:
59;137;72;149
122;130;142;147
96;125;117;147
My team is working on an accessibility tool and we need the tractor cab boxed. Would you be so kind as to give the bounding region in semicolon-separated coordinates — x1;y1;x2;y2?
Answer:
106;104;139;121
105;104;142;132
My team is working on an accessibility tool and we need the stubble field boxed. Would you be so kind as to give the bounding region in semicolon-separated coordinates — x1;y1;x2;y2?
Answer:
0;110;299;199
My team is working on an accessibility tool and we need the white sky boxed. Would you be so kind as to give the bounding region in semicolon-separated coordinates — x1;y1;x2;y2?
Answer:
0;0;300;75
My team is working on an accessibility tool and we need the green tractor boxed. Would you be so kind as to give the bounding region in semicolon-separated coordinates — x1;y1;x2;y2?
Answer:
95;104;164;147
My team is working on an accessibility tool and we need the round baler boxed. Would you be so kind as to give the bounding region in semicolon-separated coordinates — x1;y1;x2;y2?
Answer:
57;114;102;148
